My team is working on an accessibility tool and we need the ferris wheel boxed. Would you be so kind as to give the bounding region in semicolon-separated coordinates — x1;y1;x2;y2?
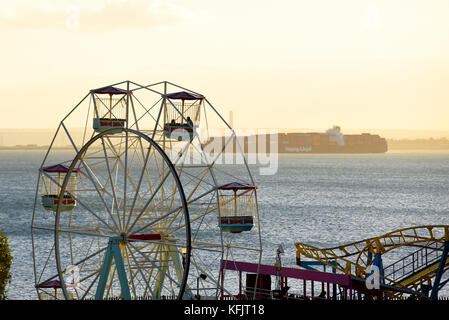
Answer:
31;81;262;300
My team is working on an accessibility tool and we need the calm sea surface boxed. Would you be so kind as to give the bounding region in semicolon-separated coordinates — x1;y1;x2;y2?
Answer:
1;150;448;299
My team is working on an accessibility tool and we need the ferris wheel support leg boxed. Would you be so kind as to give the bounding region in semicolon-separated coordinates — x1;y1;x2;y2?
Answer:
153;248;169;299
373;253;385;300
95;236;131;300
430;241;449;300
168;245;192;300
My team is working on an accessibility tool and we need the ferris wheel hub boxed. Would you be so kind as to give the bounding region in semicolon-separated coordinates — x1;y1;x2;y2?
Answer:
127;233;163;242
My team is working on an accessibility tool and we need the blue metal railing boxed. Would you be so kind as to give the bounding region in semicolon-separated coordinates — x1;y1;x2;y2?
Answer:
384;242;444;283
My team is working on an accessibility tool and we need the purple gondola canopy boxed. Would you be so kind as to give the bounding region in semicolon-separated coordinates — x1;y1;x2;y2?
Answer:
93;86;127;95
38;280;62;289
42;164;80;173
166;91;204;100
218;182;257;191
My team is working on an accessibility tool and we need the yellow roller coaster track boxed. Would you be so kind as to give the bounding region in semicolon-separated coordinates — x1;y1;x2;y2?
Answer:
295;225;449;295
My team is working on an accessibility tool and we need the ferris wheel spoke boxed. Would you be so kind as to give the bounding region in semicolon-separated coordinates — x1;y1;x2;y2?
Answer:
41;172;117;233
177;167;216;191
136;98;166;213
123;129;130;229
102;138;143;204
104;135;162;215
163;237;223;254
75;159;122;232
122;246;140;298
148;177;186;224
170;205;216;237
103;264;119;298
132;187;216;236
127;242;186;299
124;145;154;232
172;194;218;237
164;169;216;234
126;238;189;254
35;241;56;285
190;248;221;279
127;170;172;234
100;136;123;231
191;199;217;243
71;269;101;299
67;196;116;233
41;245;107;295
126;245;156;298
129;206;180;237
188;254;225;297
175;165;212;201
79;270;102;300
162;150;190;219
57;227;114;239
141;244;162;297
78;156;107;190
103;134;138;158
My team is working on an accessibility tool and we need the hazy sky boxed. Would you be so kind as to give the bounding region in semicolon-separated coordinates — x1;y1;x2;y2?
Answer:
1;0;448;131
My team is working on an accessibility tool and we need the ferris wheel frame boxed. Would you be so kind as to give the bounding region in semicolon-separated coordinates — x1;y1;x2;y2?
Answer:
54;127;191;300
31;80;263;300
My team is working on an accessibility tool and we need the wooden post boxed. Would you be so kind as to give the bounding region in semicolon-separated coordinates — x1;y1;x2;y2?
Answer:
239;271;242;299
303;279;306;299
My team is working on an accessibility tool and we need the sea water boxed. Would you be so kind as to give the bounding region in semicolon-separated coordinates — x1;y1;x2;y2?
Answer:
1;150;448;299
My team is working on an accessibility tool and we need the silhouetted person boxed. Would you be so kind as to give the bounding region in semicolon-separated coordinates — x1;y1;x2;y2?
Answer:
317;290;326;299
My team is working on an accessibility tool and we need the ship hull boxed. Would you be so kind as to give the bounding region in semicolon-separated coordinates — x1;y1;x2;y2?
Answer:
238;131;388;154
214;128;388;154
277;129;388;154
278;145;387;154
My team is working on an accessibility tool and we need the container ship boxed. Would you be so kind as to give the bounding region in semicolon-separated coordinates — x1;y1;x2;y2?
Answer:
277;126;388;154
233;126;387;154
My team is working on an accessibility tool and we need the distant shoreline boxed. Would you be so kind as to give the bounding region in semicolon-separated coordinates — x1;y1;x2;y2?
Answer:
0;146;55;150
1;138;449;152
2;147;449;152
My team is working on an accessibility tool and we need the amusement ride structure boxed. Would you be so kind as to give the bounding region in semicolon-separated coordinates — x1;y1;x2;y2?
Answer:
31;81;262;300
295;225;449;300
31;80;449;301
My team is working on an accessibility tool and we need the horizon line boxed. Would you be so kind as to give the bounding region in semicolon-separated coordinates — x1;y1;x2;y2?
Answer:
1;127;449;132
